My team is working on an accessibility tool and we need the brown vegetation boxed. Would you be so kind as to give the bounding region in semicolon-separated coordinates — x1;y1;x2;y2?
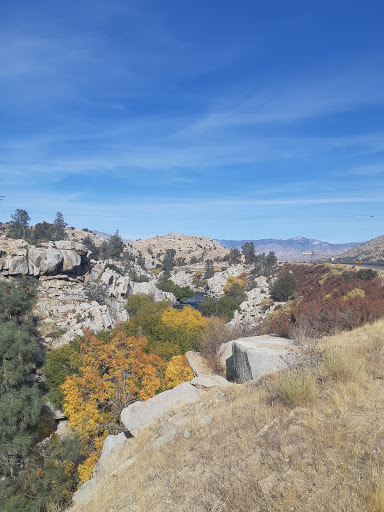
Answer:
262;264;384;339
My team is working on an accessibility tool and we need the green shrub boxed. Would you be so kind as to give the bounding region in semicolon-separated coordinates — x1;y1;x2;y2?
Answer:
126;293;153;316
0;435;83;512
84;280;109;305
270;271;297;302
44;340;82;408
156;279;194;301
356;268;378;281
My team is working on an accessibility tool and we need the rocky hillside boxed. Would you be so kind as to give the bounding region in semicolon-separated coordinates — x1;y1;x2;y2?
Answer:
0;235;174;347
217;236;360;261
336;234;384;263
69;319;384;512
133;233;229;266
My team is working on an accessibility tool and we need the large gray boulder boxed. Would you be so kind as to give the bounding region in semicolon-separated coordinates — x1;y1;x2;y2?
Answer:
120;376;230;436
1;251;29;274
121;381;200;436
229;336;296;383
185;351;212;377
29;247;64;275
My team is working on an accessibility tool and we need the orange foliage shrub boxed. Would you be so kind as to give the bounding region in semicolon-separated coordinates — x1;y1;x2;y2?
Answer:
61;329;164;481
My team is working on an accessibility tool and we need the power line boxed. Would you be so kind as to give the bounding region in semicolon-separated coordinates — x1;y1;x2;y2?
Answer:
3;211;382;220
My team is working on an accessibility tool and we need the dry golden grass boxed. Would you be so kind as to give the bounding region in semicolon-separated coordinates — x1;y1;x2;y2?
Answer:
70;318;384;512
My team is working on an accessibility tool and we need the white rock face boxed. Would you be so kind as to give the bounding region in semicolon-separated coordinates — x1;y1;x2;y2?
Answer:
170;270;194;288
228;336;296;383
228;276;274;327
130;280;176;303
185;351;212;377
34;275;129;346
121;381;200;436
121;376;230;436
206;265;244;297
0;240;89;277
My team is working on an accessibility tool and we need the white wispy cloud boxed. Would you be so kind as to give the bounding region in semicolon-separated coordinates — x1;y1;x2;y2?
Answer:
189;61;384;132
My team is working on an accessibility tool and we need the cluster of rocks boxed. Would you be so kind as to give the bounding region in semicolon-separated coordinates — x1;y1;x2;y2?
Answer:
205;264;244;296
0;237;176;346
35;275;128;346
229;276;279;327
0;239;91;277
169;269;195;289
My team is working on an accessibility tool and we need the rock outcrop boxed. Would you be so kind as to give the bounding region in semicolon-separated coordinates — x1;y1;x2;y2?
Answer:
170;269;194;289
0;238;176;346
0;240;90;277
228;276;277;327
220;335;296;383
206;264;244;297
130;280;176;303
185;351;212;377
121;375;230;436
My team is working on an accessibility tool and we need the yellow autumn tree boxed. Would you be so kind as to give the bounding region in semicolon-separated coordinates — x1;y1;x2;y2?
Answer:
161;306;209;332
160;306;209;353
223;276;245;294
61;329;164;482
164;355;193;390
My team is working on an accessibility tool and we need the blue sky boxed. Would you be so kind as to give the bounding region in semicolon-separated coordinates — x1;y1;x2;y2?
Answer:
0;0;383;242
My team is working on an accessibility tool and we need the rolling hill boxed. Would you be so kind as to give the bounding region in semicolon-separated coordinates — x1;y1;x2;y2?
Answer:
336;234;384;263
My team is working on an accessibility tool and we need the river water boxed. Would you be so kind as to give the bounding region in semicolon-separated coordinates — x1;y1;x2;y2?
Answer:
175;291;205;311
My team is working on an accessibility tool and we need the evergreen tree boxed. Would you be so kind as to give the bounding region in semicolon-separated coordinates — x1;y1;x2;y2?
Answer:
8;209;31;240
0;435;82;512
204;259;215;279
109;230;124;259
270;271;297;302
53;212;67;241
241;242;256;264
0;277;43;478
99;230;125;260
83;234;100;260
228;248;241;265
31;221;55;243
265;251;278;274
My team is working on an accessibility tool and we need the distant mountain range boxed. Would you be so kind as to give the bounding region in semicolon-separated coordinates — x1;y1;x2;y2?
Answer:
335;234;384;263
216;237;361;261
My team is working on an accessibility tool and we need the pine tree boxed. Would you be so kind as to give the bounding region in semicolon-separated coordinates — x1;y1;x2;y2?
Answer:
204;259;214;279
0;277;43;477
7;209;31;240
53;211;67;241
241;242;256;264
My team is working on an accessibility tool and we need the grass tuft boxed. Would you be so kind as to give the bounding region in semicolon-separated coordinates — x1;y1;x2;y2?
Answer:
274;370;317;407
324;346;365;383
